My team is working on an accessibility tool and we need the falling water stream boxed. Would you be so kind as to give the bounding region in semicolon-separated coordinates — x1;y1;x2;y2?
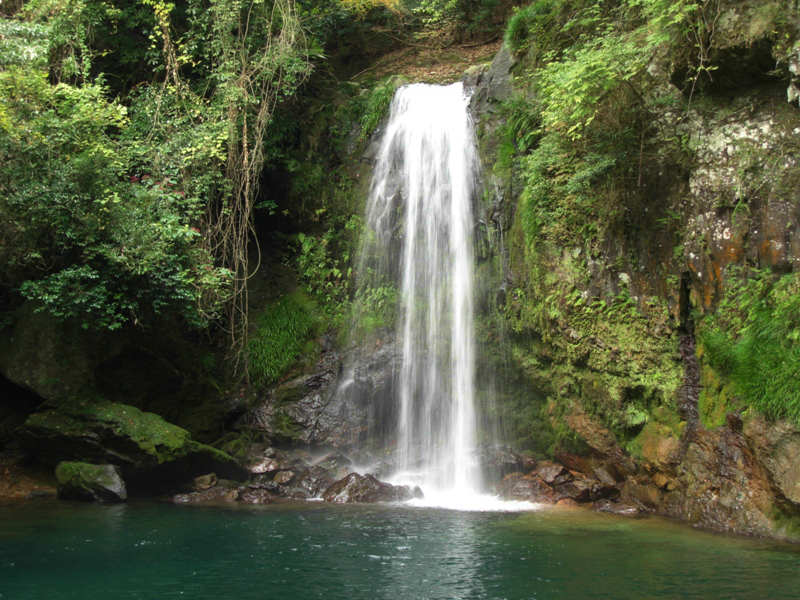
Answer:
358;82;514;509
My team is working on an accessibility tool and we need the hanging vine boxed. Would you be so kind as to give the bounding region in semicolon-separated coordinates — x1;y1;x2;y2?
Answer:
207;0;311;375
146;0;311;375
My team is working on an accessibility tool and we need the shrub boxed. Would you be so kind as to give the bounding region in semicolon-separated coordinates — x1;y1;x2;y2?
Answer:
247;292;317;387
700;269;800;424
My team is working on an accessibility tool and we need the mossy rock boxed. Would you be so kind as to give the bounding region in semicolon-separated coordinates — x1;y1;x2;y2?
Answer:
627;420;683;468
24;402;245;493
55;461;127;503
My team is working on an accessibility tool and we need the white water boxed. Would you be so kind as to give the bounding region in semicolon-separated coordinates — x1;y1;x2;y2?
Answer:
360;82;533;510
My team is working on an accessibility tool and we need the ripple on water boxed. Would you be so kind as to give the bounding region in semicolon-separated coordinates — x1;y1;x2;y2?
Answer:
0;501;799;600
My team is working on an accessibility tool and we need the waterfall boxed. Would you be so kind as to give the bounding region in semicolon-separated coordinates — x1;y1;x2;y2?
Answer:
359;82;481;499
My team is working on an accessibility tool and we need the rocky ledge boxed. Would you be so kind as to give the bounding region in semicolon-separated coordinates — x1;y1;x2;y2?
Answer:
170;445;422;506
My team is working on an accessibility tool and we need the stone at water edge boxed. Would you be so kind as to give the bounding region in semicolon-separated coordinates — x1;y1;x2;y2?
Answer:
173;480;240;504
594;498;644;517
289;466;336;499
555;498;579;508
238;488;276;504
322;473;422;504
55;462;127;503
497;472;557;504
193;473;217;491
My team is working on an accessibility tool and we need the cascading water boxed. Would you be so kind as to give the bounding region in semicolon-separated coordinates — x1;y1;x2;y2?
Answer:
358;82;484;505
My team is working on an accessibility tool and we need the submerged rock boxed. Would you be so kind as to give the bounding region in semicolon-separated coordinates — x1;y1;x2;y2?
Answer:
55;461;127;503
594;499;643;517
322;473;421;504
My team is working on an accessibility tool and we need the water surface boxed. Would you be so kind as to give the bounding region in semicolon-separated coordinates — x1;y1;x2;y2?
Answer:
1;501;799;599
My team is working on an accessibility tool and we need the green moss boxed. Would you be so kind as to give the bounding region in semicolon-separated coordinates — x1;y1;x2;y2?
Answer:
216;431;259;463
55;461;114;486
626;419;683;462
768;505;800;542
86;403;191;458
271;408;301;443
697;362;738;428
27;401;235;465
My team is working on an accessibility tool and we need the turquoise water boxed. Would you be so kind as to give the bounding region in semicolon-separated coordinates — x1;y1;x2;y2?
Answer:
1;501;799;599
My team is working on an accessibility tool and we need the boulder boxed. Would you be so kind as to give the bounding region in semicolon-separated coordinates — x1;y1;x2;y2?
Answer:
498;472;557;504
554;474;618;504
313;452;353;480
193;473;217;491
555;498;579;508
23;402;245;493
744;414;800;506
173;483;239;504
55;462;127;503
466;44;514;118
244;445;281;474
241;340;399;449
535;461;570;485
273;470;295;485
289;466;336;499
237;487;277;505
657;427;776;536
322;473;421;504
555;453;593;475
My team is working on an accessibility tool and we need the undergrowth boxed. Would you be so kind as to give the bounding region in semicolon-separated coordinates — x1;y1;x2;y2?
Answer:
700;268;800;424
247;292;317;387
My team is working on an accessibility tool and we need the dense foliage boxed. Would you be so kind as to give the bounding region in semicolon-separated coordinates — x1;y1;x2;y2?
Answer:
0;0;378;341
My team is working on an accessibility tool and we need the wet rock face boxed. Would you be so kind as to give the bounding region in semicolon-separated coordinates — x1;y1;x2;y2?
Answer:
242;340;400;450
466;44;514;119
682;100;800;308
322;473;422;504
55;462;127;503
562;404;800;540
658;427;775;537
475;445;536;483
